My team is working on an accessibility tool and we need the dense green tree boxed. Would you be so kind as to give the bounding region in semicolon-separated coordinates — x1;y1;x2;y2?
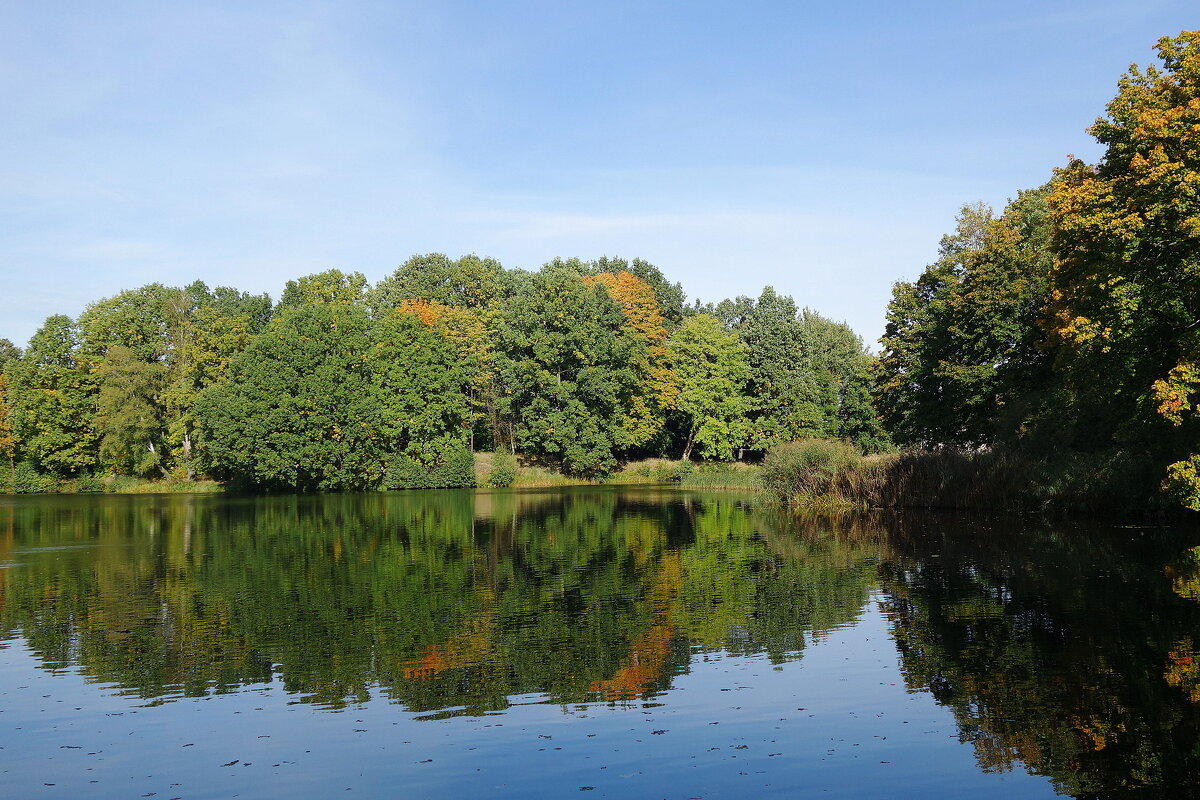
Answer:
185;281;273;332
495;263;645;476
161;287;266;476
5;315;97;475
584;270;679;451
0;339;18;483
799;310;890;451
874;191;1053;448
370;253;510;311
728;287;824;451
195;302;385;490
94;344;167;477
0;371;15;486
372;310;475;487
0;338;20;365
667;314;750;460
277;269;368;310
75;282;272;478
78;283;177;362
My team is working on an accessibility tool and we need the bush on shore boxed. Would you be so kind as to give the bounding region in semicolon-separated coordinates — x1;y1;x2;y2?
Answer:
763;440;1176;514
487;451;517;488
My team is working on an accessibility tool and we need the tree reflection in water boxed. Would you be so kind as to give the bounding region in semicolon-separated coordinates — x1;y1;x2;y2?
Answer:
0;490;880;713
877;514;1200;795
2;492;1198;793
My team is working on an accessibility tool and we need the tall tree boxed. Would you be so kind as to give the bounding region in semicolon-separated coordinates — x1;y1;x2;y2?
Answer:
590;257;686;328
0;339;19;486
161;286;267;475
5;316;97;474
277;269;368;310
0;371;16;488
195;303;385;490
735;287;823;451
78;283;178;363
1047;31;1200;506
583;271;679;450
798;311;890;451
495;263;644;476
668;314;750;460
388;299;498;451
371;310;474;485
874;192;1053;448
94;345;167;477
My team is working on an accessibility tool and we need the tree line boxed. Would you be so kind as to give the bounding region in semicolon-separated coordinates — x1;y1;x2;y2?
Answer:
0;255;885;491
872;31;1200;511
4;30;1197;509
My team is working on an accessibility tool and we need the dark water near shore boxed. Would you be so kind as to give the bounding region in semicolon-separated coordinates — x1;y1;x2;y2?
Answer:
1;488;1198;798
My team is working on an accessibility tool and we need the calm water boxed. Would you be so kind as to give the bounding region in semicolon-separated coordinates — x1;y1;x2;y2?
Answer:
0;488;1197;798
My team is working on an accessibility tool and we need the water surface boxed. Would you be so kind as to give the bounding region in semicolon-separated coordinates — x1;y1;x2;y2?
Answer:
0;488;1197;797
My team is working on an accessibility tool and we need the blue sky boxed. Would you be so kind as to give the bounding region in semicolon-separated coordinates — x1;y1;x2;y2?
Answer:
2;0;1196;348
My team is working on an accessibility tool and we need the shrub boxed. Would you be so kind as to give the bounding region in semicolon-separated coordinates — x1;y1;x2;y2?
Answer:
75;473;106;493
386;444;477;489
10;461;59;494
487;451;517;488
671;460;695;483
762;439;859;500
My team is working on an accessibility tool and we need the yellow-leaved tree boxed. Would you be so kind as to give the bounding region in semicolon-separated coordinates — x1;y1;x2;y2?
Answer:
1048;31;1200;508
583;271;679;450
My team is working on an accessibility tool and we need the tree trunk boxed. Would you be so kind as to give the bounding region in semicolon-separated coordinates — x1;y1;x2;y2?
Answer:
149;442;171;479
182;431;194;480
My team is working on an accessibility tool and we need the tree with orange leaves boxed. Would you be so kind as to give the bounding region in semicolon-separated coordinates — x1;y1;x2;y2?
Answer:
583;271;679;450
1048;31;1200;507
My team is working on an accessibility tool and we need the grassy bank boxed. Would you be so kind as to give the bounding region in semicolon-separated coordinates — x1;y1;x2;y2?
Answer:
762;439;1177;514
2;456;761;496
0;466;224;495
472;453;763;492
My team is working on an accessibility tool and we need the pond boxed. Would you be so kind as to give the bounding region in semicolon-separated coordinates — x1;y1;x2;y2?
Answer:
0;487;1197;797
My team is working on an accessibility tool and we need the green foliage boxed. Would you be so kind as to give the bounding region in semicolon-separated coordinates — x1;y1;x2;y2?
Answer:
874;191;1054;448
589;256;686;328
277;269;368;310
385;444;476;489
95;345;166;477
667;314;750;460
495;263;645;477
195;303;387;490
486;451;517;488
195;302;475;492
799;310;891;451
0;338;21;365
8;461;59;493
370;253;510;311
6;315;98;475
675;461;762;491
372;311;474;477
702;288;884;455
78;283;177;362
869;31;1200;511
730;288;823;450
1047;31;1200;502
1164;456;1200;511
73;473;106;493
